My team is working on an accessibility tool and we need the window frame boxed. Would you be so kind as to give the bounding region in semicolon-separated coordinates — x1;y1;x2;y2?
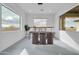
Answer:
33;19;47;27
0;4;21;31
60;15;79;31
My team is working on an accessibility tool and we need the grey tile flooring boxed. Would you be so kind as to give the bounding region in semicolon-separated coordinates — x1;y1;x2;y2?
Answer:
0;37;79;55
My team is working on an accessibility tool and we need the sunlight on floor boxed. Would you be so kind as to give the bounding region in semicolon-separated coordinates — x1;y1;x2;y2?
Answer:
20;48;29;55
60;31;79;52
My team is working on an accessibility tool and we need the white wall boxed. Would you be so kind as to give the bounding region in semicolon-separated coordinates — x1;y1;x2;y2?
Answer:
0;3;26;52
26;13;54;27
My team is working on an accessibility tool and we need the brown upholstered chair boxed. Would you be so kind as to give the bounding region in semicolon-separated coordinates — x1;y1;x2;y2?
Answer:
32;32;38;44
40;32;46;44
47;32;53;44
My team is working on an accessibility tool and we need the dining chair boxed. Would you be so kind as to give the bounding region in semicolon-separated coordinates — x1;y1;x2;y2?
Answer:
40;32;46;44
32;32;39;44
47;32;53;44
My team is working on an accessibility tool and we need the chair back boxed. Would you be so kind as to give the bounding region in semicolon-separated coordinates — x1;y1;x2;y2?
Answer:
40;33;46;44
32;32;38;44
47;32;53;44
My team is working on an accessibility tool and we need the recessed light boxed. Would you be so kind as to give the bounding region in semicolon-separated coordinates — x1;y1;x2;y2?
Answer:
49;10;52;13
28;10;32;13
40;9;44;11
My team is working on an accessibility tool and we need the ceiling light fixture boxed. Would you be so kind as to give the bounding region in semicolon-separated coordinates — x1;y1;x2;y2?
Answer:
37;3;43;5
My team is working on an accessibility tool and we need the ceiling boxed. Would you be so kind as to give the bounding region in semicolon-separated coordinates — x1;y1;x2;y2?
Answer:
17;3;76;14
67;5;79;13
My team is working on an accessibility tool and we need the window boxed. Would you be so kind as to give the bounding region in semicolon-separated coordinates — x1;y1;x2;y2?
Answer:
60;16;79;32
0;4;20;31
65;17;79;31
33;19;47;27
